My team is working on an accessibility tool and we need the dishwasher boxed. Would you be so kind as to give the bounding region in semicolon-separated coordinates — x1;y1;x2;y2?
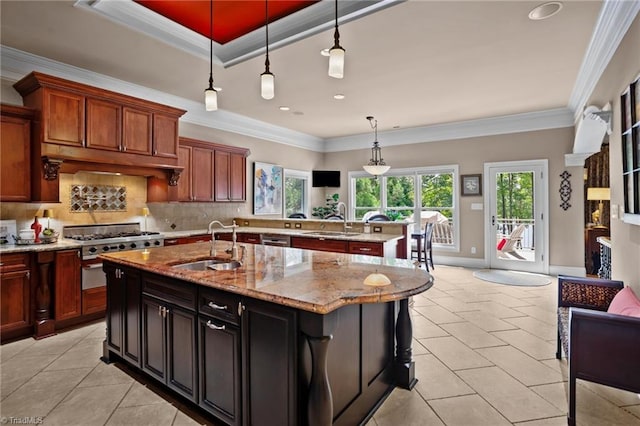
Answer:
261;233;291;247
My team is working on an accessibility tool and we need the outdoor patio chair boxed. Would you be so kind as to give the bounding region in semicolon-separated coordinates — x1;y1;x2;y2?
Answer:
496;224;526;259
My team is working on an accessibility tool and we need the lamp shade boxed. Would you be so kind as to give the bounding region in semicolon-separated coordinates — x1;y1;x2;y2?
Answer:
587;187;610;201
43;209;54;218
328;47;345;79
141;207;150;216
261;72;274;100
205;88;218;111
363;164;390;176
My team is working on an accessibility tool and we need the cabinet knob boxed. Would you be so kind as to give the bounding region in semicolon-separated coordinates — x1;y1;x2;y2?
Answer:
359;247;372;252
207;301;228;311
153;149;158;155
206;320;226;331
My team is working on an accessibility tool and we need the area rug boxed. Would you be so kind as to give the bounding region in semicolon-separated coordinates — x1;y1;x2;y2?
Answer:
473;269;552;286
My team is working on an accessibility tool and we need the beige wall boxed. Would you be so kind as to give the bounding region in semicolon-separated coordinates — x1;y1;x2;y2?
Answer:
325;127;584;271
586;13;640;292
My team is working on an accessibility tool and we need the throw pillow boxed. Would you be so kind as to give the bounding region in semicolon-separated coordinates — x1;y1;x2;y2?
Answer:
497;238;507;250
607;286;640;318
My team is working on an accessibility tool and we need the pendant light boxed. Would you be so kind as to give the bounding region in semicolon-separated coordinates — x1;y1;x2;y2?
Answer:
328;0;345;79
261;0;275;99
204;0;218;111
363;116;390;176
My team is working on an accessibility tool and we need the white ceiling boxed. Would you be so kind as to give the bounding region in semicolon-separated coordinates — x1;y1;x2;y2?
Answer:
0;1;638;152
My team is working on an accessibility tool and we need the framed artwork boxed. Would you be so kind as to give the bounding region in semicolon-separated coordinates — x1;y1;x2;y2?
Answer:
253;161;283;215
461;174;482;196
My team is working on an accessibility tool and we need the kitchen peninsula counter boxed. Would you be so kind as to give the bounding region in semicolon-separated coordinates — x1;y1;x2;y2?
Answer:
100;242;432;426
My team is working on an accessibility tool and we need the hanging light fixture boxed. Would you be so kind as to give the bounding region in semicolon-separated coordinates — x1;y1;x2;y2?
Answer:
363;116;390;176
261;0;274;99
204;0;218;111
328;0;345;79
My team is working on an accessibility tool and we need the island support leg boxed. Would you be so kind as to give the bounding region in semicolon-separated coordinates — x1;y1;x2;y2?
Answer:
34;252;56;339
307;335;333;426
395;298;417;390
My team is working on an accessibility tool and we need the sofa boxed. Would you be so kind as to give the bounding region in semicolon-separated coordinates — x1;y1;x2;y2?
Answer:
556;275;640;425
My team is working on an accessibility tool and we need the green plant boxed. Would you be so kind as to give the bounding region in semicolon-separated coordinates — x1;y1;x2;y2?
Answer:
312;193;340;218
385;210;404;221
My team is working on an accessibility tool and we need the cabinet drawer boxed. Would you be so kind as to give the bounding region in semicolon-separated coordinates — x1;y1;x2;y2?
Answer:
348;241;383;257
0;253;30;273
179;235;212;244
199;287;240;326
238;233;261;244
143;274;197;311
291;237;348;253
82;287;107;315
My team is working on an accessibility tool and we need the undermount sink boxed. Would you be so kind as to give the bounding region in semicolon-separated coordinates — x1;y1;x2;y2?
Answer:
303;231;361;237
172;259;242;271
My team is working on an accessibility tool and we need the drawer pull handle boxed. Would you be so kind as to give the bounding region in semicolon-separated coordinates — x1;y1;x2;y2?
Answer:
206;320;226;331
359;248;372;252
207;301;228;311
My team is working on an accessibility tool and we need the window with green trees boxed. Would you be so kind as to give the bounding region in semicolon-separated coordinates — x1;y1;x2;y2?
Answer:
284;170;310;218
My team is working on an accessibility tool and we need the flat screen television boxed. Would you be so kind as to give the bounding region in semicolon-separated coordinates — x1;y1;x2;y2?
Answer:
312;170;341;187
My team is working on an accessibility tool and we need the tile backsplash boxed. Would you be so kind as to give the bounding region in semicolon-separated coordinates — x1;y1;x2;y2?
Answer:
0;172;250;233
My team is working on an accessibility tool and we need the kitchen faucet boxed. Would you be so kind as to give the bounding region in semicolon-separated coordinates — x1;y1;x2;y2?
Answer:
336;202;352;233
208;220;240;260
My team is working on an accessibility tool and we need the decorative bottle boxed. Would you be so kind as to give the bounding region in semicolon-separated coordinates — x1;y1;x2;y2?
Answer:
31;216;42;243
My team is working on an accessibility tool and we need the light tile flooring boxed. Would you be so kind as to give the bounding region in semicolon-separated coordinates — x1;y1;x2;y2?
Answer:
2;266;639;425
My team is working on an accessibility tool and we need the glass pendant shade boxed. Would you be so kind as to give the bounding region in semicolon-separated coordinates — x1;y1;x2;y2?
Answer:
363;117;389;176
363;164;391;175
261;71;275;100
205;86;218;111
328;47;345;79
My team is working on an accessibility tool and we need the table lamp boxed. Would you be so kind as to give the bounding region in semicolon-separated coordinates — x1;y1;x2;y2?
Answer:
141;207;150;233
586;187;610;227
43;209;54;229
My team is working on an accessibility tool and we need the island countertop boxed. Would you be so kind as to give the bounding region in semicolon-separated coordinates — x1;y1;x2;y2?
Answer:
99;241;432;314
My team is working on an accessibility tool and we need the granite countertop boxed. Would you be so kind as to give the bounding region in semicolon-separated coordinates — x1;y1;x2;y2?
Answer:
100;241;432;314
163;227;403;243
0;239;82;254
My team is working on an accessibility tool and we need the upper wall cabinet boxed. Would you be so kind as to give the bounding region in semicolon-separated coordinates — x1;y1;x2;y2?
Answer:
171;137;249;203
13;72;186;202
0;104;34;202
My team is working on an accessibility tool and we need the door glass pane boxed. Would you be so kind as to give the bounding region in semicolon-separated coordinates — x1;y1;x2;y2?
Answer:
386;175;415;221
495;171;535;261
355;176;381;220
420;173;454;245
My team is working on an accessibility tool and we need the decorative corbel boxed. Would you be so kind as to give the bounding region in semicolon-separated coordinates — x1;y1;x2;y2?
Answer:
42;157;63;181
168;169;182;186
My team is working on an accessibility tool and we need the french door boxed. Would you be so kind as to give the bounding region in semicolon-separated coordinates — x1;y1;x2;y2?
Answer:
484;160;548;274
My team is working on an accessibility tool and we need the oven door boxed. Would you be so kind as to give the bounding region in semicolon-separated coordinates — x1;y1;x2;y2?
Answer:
82;258;105;290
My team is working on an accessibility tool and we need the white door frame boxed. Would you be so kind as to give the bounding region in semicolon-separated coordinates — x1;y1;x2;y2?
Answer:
483;160;549;274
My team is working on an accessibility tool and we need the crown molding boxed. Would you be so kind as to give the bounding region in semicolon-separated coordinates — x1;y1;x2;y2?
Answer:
324;108;575;152
0;45;324;151
568;0;640;122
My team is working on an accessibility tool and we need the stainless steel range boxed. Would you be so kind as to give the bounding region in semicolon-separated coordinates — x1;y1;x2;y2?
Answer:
63;223;164;290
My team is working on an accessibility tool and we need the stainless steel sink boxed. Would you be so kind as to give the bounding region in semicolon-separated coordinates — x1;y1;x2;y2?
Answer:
172;259;242;271
303;231;361;237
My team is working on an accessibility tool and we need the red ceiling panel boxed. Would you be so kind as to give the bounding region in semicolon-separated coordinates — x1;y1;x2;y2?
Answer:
135;0;319;45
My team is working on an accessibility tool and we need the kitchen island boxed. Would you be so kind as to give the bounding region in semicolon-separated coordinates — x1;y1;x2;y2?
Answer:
100;241;432;426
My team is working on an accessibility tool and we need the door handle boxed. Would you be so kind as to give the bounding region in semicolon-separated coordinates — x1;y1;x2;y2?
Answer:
206;320;226;331
207;301;228;311
492;216;496;226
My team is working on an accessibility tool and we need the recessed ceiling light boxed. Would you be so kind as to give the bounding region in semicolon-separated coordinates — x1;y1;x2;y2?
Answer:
528;2;563;20
334;94;345;100
293;111;304;116
279;106;290;111
320;48;330;57
393;125;400;129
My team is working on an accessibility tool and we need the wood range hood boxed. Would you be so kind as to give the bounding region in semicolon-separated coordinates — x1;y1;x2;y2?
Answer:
13;72;186;203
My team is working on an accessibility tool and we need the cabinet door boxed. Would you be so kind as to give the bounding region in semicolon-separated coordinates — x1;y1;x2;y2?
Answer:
54;249;81;321
229;152;246;201
122;268;141;366
214;150;230;201
0;114;31;201
105;264;123;354
199;316;241;426
86;97;122;151
0;269;31;333
42;88;85;146
176;145;193;202
142;295;166;382
348;241;383;257
192;147;214;202
122;107;152;155
153;113;179;158
242;299;297;426
167;305;197;402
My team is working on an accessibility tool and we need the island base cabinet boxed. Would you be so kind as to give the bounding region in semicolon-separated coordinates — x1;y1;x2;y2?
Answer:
142;294;198;403
241;299;298;426
199;316;241;426
104;265;141;367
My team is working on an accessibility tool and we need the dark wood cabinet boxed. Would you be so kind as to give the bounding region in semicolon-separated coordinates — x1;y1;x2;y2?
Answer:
348;241;383;256
192;147;215;202
0;253;32;340
291;237;348;253
142;275;198;402
175;145;193;202
54;249;81;322
42;88;85;147
1;104;33;202
122;107;153;155
153;112;179;158
215;150;246;202
238;233;261;244
105;264;141;366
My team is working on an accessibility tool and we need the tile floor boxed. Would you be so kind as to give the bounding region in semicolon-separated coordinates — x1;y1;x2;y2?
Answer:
1;265;639;425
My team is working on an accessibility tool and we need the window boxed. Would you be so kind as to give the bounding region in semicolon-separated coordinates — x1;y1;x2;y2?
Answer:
621;77;640;225
284;169;310;218
350;166;458;249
